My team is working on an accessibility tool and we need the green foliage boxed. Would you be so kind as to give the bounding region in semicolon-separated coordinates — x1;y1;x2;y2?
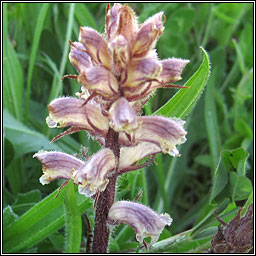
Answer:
154;47;210;118
3;3;253;253
63;180;82;253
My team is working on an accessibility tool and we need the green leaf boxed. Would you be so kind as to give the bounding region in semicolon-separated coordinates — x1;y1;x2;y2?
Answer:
210;148;250;204
154;47;210;119
47;3;75;103
240;191;253;217
25;4;50;119
3;206;19;229
3;187;92;253
166;7;195;35
204;68;221;170
227;148;249;176
3;109;61;158
209;153;228;204
64;181;82;253
108;236;120;253
12;190;42;216
192;226;218;240
191;198;230;236
213;3;250;46
232;38;246;74
229;172;252;201
3;3;24;121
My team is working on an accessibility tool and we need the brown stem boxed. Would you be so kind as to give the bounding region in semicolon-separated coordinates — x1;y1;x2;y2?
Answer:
92;128;119;253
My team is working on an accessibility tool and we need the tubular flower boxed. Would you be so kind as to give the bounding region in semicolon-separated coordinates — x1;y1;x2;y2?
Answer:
33;149;115;197
34;3;190;247
108;201;172;245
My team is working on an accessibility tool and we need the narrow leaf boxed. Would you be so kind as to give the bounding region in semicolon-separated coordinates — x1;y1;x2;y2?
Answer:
209;153;228;204
3;109;61;158
204;69;221;170
3;187;92;253
64;181;82;253
25;3;50;119
3;3;24;121
154;47;210;119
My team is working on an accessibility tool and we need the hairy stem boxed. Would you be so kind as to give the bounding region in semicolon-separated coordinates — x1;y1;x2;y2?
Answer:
92;128;119;253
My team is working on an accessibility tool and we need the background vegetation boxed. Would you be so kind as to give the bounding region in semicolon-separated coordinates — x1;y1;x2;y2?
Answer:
3;3;253;253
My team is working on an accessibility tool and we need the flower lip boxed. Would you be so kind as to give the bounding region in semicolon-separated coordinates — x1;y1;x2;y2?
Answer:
33;151;84;185
108;200;172;245
134;116;187;157
46;97;109;137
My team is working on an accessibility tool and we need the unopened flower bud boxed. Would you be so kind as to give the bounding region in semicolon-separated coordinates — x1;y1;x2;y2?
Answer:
109;35;129;74
117;4;138;43
79;27;111;68
132;12;164;58
109;97;139;134
122;57;162;100
77;66;119;100
105;3;122;41
69;42;92;73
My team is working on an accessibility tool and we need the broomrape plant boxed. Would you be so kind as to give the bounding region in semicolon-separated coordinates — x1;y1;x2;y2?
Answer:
34;3;193;253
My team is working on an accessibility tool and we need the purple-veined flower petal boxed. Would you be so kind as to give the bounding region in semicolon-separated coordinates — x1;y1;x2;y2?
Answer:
132;12;164;58
105;3;122;41
109;97;139;134
108;201;172;245
79;27;111;68
119;142;160;170
123;57;162;89
77;66;119;100
109;35;129;74
69;42;92;73
33;151;84;185
46;97;109;136
116;4;138;43
135;116;187;157
72;148;116;197
160;58;190;83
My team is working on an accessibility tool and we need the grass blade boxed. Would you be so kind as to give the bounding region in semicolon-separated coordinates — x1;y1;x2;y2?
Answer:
25;4;50;120
204;69;221;171
48;3;75;103
3;187;92;253
3;3;24;121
